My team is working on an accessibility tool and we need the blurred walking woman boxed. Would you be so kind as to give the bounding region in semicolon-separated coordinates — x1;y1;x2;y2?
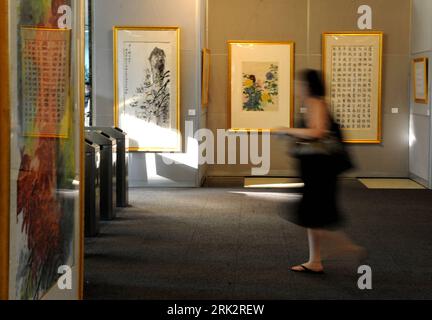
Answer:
274;69;353;274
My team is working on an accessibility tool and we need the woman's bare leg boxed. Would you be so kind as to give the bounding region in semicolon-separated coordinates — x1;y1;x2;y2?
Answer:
291;228;324;272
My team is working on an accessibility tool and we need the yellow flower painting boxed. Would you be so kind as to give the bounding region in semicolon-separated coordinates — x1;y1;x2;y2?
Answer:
242;62;279;111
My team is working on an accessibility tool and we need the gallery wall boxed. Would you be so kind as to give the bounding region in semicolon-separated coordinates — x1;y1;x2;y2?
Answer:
410;0;432;187
206;0;412;178
92;0;206;187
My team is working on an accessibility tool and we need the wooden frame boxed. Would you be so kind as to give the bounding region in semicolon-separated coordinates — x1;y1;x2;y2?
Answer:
0;0;11;301
228;40;295;132
202;48;211;109
113;26;181;152
413;57;429;104
323;32;383;144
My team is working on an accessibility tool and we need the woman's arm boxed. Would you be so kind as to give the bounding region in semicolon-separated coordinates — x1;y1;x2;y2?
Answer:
272;98;329;139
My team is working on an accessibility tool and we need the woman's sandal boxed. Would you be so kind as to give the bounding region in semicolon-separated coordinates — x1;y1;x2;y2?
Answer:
291;264;325;274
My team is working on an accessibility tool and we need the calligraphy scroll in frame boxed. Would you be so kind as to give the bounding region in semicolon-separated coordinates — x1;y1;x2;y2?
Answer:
323;32;383;144
21;27;71;139
413;57;429;104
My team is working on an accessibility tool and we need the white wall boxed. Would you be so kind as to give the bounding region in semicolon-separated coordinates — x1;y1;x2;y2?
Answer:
92;0;206;187
410;0;432;187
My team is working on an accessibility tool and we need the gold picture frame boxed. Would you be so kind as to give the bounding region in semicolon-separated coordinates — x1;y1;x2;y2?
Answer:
113;26;181;152
322;32;383;144
0;0;10;301
202;48;211;109
228;41;295;132
413;57;429;104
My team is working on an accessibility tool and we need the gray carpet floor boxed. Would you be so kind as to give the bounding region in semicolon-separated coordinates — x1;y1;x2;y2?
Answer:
84;179;432;300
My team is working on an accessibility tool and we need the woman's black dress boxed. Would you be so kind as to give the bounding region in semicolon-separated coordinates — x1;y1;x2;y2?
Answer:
293;117;344;229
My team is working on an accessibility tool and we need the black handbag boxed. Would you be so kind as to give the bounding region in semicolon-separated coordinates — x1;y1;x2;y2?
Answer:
291;119;354;175
329;119;355;174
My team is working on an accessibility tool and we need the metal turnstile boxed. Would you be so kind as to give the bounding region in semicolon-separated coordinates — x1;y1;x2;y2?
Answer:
85;139;101;237
85;130;117;220
88;127;129;207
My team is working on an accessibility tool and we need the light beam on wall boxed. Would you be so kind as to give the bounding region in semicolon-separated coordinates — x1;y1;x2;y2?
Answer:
409;116;417;147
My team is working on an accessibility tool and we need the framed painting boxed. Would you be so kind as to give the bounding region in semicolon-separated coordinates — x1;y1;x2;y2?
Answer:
114;26;181;152
228;41;295;131
323;32;383;144
202;48;211;109
4;0;85;300
413;57;429;104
